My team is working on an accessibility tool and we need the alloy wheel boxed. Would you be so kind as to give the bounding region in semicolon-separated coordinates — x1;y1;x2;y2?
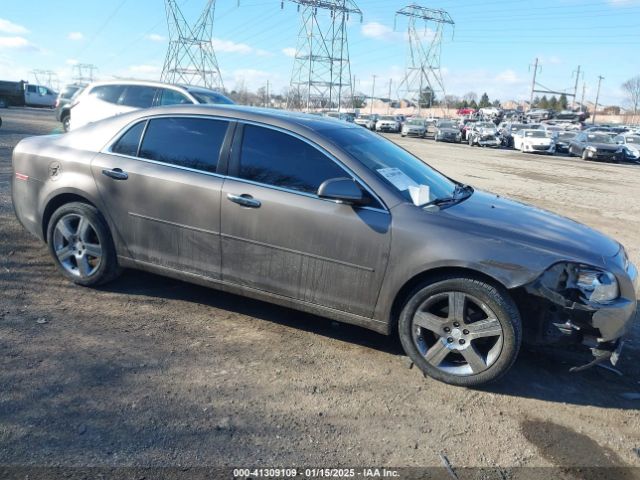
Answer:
411;291;503;376
52;213;103;279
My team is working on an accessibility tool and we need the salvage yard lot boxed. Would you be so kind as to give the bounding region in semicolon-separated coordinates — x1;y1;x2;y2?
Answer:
1;108;639;470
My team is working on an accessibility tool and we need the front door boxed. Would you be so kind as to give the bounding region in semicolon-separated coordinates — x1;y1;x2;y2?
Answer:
220;123;391;318
91;116;232;279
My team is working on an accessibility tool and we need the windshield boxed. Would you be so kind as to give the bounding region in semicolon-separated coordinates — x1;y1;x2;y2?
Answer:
587;134;614;143
438;121;456;128
188;89;234;105
61;85;81;99
625;135;640;144
477;123;495;128
358;115;371;120
323;127;456;205
525;130;546;138
379;116;396;121
407;119;424;126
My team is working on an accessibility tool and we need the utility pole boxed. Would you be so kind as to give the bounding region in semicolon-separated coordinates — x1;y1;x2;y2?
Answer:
370;74;377;115
572;65;581;109
387;78;392;114
592;75;604;125
529;57;540;110
266;80;270;107
580;82;586;110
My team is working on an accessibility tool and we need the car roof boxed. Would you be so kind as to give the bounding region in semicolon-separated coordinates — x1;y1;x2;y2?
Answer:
84;79;220;93
120;104;361;133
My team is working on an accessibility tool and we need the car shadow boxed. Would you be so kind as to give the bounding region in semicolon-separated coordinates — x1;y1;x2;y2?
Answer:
100;269;640;410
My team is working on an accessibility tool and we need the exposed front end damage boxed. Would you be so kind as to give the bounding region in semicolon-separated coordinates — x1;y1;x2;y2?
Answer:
515;257;638;370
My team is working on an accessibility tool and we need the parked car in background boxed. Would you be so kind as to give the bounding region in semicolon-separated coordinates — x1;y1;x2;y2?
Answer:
553;131;578;154
354;113;378;130
498;122;527;148
434;120;461;143
613;133;640;163
460;119;476;141
324;111;354;123
0;80;57;108
467;122;501;147
12;104;637;387
55;84;86;132
68;80;234;131
456;107;476;116
512;129;555;154
375;115;401;133
401;118;427;138
568;132;621;162
526;109;553;122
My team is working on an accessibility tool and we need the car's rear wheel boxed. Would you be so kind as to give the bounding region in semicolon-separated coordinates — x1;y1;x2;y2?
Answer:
47;202;121;287
398;275;521;387
62;115;70;132
581;149;589;160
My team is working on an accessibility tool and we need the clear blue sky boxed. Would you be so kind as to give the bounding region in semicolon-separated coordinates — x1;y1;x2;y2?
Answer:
0;0;638;106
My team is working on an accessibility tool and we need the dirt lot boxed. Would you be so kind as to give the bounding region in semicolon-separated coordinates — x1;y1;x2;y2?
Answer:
1;109;639;474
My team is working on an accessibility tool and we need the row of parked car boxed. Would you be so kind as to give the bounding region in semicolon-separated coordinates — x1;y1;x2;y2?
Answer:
344;112;640;164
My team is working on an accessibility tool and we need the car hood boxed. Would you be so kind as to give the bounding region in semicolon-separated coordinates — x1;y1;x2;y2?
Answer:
438;128;459;133
589;143;619;151
438;190;620;263
524;137;552;144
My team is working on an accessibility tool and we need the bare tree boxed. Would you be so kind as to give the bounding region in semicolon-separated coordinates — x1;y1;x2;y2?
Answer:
622;75;640;122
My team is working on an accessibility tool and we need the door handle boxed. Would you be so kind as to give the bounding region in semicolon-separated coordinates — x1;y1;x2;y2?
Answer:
227;193;261;208
102;168;128;180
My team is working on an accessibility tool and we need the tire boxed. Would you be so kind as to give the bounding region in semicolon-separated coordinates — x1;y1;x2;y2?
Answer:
468;136;474;146
46;202;121;287
398;275;522;387
62;114;70;132
581;149;589;160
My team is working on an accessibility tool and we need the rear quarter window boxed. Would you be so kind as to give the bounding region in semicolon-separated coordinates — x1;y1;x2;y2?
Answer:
111;121;146;157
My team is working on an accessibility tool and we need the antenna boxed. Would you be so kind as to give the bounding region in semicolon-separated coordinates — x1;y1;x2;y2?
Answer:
285;0;362;111
395;4;454;115
161;0;225;90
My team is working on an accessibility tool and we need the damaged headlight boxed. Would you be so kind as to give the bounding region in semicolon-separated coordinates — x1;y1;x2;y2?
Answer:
576;268;619;303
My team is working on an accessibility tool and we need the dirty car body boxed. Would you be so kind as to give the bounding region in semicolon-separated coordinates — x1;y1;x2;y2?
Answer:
11;105;638;386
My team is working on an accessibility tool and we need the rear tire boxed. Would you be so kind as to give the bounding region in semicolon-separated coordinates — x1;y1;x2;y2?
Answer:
62;115;70;132
581;149;589;160
46;202;121;287
398;275;522;387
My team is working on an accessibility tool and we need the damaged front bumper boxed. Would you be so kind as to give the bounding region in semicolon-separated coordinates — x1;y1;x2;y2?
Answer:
521;255;638;369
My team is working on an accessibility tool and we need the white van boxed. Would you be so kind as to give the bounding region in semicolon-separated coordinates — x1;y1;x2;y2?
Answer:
68;80;234;131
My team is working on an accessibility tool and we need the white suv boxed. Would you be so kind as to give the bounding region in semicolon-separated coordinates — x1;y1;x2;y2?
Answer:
68;80;233;131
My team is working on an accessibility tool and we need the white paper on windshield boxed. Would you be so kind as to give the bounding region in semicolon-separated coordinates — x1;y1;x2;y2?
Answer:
408;184;430;207
377;167;418;191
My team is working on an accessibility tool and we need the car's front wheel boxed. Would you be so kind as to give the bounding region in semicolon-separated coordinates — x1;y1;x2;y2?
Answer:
398;275;522;387
47;202;121;287
62;115;70;132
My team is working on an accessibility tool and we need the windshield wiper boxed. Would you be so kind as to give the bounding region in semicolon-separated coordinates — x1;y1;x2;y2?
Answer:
423;184;474;208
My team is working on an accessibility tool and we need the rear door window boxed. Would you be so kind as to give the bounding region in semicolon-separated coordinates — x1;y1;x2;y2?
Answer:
156;88;192;106
89;85;126;104
139;117;229;173
119;86;158;108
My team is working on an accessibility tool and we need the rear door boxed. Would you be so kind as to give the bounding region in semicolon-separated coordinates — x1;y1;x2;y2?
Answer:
91;115;233;279
220;123;391;317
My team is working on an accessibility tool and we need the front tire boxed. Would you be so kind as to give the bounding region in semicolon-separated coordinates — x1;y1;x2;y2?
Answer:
398;275;522;387
581;149;589;160
62;115;70;132
46;202;121;287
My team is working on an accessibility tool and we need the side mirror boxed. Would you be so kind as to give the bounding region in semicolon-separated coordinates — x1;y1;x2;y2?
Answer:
317;177;369;206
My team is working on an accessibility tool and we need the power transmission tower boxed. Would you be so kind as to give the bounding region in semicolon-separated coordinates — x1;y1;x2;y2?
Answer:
395;4;454;116
161;0;224;90
285;0;362;111
72;64;98;84
31;70;60;91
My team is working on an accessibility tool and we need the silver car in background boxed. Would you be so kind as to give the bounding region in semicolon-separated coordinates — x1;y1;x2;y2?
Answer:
401;118;427;138
354;113;378;130
12;105;637;387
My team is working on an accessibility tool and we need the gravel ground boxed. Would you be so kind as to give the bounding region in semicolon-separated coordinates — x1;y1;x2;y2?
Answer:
1;109;639;475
